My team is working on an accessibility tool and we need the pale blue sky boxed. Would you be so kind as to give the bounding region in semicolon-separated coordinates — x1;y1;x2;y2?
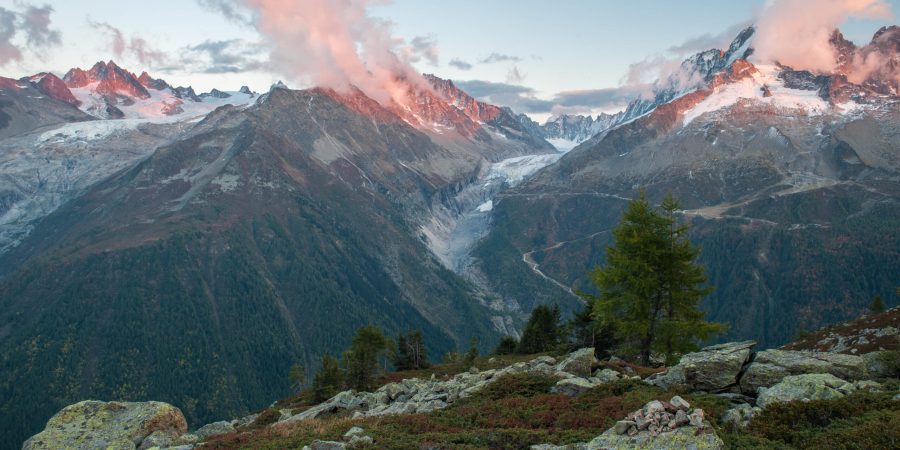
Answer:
1;0;897;121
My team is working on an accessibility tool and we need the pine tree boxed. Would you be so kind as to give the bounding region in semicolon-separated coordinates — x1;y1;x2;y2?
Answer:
393;330;430;370
288;363;306;393
569;300;617;359
493;336;519;355
344;325;389;391
517;304;562;354
590;191;722;365
463;337;479;367
312;353;344;402
870;295;886;313
393;333;411;370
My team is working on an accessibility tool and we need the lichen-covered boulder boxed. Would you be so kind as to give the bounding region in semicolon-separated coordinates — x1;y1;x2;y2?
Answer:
646;341;755;391
556;348;597;378
592;368;622;383
862;350;900;379
23;400;187;450
756;373;856;408
583;426;724;449
740;349;868;394
552;377;597;397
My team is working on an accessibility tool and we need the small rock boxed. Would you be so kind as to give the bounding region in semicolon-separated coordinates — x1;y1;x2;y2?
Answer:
194;420;234;440
669;395;690;411
643;400;665;415
721;403;761;430
592;368;621;383
309;440;347;450
552;377;597;397
614;420;635;435
343;426;366;441
348;435;374;447
555;348;597;378
674;409;690;426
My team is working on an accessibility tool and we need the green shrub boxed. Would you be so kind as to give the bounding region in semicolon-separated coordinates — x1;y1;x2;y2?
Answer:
721;391;900;450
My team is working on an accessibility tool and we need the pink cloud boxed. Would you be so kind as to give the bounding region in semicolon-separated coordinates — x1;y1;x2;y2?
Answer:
753;0;894;73
233;0;429;106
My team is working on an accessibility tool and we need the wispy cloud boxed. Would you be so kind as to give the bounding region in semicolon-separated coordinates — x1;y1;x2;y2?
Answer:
90;20;169;67
506;65;524;84
0;3;61;66
178;39;265;74
448;58;472;70
403;35;439;66
454;79;552;113
479;53;522;64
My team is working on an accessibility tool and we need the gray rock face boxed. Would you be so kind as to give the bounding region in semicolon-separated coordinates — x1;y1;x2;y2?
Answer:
756;373;856;408
555;348;597;378
646;341;756;391
740;349;868;394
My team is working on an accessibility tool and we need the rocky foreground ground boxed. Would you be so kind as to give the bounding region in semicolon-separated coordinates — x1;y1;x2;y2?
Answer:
23;309;900;449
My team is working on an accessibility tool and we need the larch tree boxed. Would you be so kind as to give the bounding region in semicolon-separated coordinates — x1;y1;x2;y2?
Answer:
589;190;722;365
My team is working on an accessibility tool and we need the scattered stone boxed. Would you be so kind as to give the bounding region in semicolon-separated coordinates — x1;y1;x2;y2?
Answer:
853;380;883;391
669;395;690;411
555;348;597;378
757;373;856;408
614;420;635;435
592;368;621;383
721;403;761;430
23;400;187;450
643;400;665;415
138;430;175;449
308;440;347;450
553;377;597;397
348;435;374;447
194;420;235;440
230;412;260;428
343;426;366;441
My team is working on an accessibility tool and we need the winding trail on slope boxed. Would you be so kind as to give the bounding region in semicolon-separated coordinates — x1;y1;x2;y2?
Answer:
521;228;614;299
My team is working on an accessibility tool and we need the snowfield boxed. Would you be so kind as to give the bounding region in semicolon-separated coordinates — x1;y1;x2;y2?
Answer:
683;65;841;126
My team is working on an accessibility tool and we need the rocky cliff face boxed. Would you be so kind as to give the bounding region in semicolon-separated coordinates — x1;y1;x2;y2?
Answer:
64;60;151;99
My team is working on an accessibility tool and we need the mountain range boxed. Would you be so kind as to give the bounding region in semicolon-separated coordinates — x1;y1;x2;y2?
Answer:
0;24;898;449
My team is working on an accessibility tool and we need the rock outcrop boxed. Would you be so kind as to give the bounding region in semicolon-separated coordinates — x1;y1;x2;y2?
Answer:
282;355;563;422
23;400;188;450
756;373;856;408
740;349;868;394
645;341;756;391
